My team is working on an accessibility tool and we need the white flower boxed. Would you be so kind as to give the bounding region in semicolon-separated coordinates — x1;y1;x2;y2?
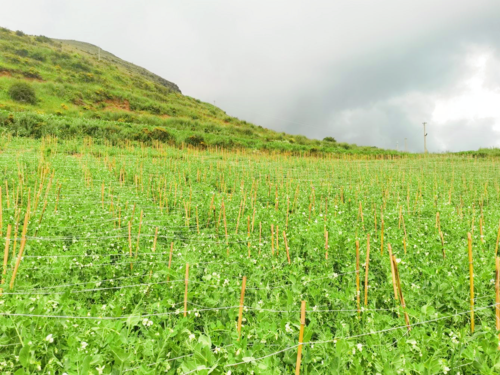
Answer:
214;347;221;354
81;342;88;349
45;334;54;343
96;365;105;374
312;306;318;311
357;343;363;352
285;322;293;333
443;366;450;374
142;318;153;327
189;333;195;341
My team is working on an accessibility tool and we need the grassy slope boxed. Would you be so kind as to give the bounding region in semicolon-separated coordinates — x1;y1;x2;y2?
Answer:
0;27;399;155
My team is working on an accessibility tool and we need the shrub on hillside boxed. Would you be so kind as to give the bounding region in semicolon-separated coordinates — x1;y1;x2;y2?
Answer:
15;30;25;37
323;136;337;143
8;82;37;104
150;127;174;143
185;134;205;148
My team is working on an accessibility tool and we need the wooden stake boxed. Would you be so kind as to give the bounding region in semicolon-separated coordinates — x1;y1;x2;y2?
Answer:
237;276;247;340
364;234;370;306
184;263;189;317
387;244;398;301
283;231;291;264
392;255;411;331
468;233;474;333
9;210;29;289
295;301;306;375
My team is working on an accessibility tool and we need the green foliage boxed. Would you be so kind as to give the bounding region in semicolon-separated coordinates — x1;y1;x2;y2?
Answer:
8;82;37;104
184;134;205;147
15;30;25;36
323;136;336;143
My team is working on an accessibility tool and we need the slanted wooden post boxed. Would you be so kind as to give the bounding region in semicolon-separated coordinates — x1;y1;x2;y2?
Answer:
387;244;398;301
295;301;306;375
237;276;247;341
393;255;411;331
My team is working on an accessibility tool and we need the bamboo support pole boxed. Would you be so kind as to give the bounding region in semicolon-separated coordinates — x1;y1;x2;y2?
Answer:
387;244;398;301
9;210;29;290
295;301;306;375
128;221;133;271
283;231;291;264
468;233;474;333
237;276;247;340
392;255;411;331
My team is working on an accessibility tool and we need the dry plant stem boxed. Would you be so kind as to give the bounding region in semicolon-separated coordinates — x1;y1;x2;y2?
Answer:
468;232;474;333
184;263;189;317
237;276;247;340
364;234;371;306
295;300;306;375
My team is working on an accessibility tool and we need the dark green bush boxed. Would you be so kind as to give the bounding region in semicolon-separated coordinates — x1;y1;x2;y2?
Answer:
15;30;25;37
185;134;205;148
35;35;53;44
150;127;174;142
8;82;37;104
323;136;337;143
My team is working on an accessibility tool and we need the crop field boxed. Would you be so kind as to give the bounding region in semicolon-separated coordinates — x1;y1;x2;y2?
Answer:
0;136;500;374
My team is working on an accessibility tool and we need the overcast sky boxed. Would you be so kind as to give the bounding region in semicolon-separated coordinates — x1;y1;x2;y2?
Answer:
2;0;500;152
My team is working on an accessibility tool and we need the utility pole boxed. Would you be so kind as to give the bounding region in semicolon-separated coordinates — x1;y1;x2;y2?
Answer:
405;138;408;152
423;122;428;154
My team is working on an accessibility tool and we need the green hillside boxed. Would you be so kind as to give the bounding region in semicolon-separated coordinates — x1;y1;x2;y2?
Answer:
0;27;398;155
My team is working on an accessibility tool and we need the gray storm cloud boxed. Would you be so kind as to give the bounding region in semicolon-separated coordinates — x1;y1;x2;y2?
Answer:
2;0;500;152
